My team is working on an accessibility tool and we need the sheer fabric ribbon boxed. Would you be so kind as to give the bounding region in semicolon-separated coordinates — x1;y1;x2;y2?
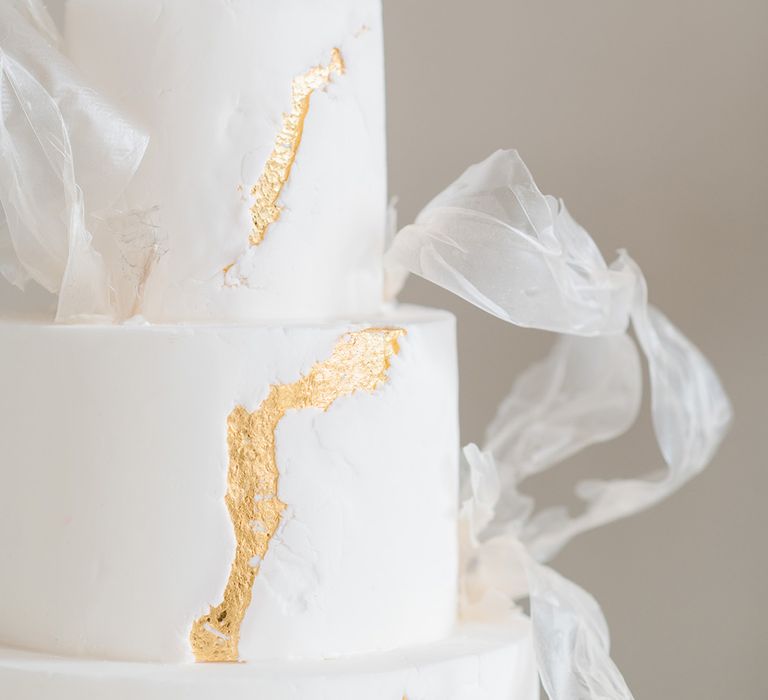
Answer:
0;0;147;321
388;150;732;699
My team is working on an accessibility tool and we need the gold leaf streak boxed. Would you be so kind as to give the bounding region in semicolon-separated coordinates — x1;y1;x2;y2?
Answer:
190;327;406;662
249;48;345;247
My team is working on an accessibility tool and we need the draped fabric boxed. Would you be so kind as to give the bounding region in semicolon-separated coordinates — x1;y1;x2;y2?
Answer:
0;0;147;321
389;149;733;699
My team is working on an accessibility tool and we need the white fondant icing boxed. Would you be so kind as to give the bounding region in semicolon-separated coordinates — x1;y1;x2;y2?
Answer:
63;0;387;322
0;307;458;662
0;623;539;700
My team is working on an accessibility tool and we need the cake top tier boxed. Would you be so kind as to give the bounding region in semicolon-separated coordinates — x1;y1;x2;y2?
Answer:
0;0;387;323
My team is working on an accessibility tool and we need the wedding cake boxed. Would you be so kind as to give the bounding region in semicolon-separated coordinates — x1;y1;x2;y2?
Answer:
0;0;735;697
0;1;539;698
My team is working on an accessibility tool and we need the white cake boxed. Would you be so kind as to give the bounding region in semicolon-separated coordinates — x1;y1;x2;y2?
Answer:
0;1;539;697
65;0;387;323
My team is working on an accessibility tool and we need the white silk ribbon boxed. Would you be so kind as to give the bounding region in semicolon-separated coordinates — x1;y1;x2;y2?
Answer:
390;149;733;699
0;0;148;321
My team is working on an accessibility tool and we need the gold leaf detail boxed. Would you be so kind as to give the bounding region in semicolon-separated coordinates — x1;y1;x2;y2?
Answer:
190;327;405;662
249;48;345;247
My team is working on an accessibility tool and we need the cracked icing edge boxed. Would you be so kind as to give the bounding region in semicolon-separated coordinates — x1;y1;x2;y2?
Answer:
248;48;345;247
189;327;405;662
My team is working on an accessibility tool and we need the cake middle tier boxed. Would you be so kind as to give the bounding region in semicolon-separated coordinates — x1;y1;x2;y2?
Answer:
0;307;458;662
63;0;387;322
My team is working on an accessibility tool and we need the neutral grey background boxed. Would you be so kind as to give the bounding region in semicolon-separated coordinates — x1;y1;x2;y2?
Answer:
384;1;766;697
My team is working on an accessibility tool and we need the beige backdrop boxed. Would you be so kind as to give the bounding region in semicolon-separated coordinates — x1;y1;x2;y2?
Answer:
384;0;766;697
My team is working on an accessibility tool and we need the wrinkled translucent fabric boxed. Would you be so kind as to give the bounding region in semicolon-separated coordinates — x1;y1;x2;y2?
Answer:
0;0;148;321
387;151;634;336
525;555;633;700
485;333;642;527
521;276;733;562
390;149;733;699
460;445;634;699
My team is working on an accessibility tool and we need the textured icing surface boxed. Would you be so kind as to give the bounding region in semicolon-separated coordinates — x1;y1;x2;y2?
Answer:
191;328;404;661
0;623;539;700
0;307;458;662
65;0;387;321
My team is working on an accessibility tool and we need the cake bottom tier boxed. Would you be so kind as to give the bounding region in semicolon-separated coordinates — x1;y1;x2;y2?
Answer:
0;623;538;699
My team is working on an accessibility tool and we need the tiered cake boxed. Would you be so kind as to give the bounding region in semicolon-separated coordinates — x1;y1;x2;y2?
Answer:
0;1;538;698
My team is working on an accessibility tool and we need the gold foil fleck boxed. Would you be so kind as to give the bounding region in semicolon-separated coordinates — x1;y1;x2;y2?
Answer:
190;327;405;662
249;48;345;247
